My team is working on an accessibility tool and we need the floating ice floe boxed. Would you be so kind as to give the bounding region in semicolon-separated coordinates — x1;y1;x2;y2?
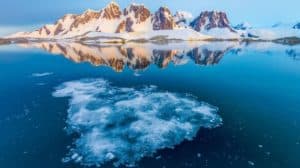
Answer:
31;72;53;77
53;78;222;167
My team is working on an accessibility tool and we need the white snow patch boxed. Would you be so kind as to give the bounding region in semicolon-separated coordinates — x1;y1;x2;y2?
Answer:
246;28;300;40
201;28;240;39
84;28;212;42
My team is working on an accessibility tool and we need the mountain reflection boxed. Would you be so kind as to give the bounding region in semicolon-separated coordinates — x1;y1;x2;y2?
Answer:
20;42;238;72
286;49;300;61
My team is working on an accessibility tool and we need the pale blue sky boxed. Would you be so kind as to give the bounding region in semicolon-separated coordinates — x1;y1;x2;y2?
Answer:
0;0;299;35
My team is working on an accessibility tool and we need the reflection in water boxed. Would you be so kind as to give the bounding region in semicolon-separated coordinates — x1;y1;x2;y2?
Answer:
187;47;229;65
286;49;300;61
15;41;300;72
53;79;222;167
20;42;238;72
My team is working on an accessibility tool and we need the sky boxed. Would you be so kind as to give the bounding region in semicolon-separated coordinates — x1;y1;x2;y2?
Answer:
0;0;300;35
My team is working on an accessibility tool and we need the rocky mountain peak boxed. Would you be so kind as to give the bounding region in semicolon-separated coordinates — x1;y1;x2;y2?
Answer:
70;10;101;30
152;7;176;30
173;11;193;25
124;4;151;23
115;4;152;33
190;11;235;32
8;2;240;39
101;1;122;20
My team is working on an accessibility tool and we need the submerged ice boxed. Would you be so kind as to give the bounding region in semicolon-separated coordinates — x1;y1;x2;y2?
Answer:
53;78;222;167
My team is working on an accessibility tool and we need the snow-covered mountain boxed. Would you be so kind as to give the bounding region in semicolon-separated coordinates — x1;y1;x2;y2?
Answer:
10;2;123;38
5;1;300;43
190;11;234;31
117;3;152;33
152;7;176;30
9;2;179;38
8;2;213;41
190;11;240;39
173;11;193;27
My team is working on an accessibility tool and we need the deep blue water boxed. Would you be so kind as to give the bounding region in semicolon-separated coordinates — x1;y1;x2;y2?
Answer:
0;42;300;168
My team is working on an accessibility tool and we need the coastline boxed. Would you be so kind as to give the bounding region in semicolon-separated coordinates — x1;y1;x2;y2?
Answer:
1;36;300;46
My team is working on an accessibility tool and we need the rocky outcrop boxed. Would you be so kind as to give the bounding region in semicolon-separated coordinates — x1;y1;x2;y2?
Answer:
190;11;235;32
116;21;126;33
122;4;151;32
70;10;101;30
124;4;151;23
293;23;300;29
173;11;193;26
233;22;252;30
152;7;176;30
101;2;122;20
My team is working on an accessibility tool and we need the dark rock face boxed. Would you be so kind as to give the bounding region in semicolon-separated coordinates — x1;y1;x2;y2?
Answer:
115;18;134;33
122;4;151;32
54;23;64;35
124;4;151;23
125;18;134;32
116;21;126;33
173;11;189;25
39;26;51;35
233;22;252;30
152;7;176;30
190;11;235;32
71;11;101;30
101;2;122;20
247;33;259;38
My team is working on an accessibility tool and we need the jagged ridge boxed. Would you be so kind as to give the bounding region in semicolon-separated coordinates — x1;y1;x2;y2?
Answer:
11;2;181;39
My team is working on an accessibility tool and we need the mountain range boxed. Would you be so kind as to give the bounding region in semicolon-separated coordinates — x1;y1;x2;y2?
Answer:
4;1;300;43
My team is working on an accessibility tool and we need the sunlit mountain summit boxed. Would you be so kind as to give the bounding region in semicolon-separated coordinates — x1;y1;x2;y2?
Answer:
3;1;299;44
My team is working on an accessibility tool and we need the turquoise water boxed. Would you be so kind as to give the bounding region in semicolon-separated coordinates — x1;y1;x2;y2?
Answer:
0;42;300;168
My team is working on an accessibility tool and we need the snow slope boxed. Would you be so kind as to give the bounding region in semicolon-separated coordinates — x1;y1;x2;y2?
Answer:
81;28;212;43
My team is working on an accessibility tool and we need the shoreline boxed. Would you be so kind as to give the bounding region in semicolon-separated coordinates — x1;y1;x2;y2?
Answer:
1;36;300;46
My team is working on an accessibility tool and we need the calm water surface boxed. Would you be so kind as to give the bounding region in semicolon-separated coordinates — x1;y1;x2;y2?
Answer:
0;42;300;168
